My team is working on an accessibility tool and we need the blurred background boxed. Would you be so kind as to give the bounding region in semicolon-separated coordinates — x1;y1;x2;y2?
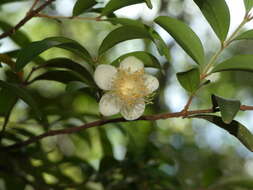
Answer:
1;0;253;189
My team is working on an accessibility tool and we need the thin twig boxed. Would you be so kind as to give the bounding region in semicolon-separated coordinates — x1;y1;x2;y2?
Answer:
0;0;56;40
27;0;40;15
2;105;253;150
35;13;103;21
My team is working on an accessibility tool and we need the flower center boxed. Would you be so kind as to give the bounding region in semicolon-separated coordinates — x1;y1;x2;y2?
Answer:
112;69;149;106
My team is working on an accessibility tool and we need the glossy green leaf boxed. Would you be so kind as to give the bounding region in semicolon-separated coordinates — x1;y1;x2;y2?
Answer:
193;0;230;41
41;58;95;86
155;16;205;65
176;68;200;93
193;115;253;152
212;95;241;124
244;0;253;12
111;51;161;69
0;80;43;121
15;37;93;72
212;55;253;73
101;0;151;16
72;0;97;16
30;70;89;84
106;18;170;61
234;29;253;41
0;20;31;47
98;26;152;55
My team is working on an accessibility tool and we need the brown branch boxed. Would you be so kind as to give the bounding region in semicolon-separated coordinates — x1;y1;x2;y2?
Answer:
35;13;102;21
0;0;56;40
2;105;253;151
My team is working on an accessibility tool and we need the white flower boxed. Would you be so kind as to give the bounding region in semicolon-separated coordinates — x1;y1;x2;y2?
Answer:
94;56;159;120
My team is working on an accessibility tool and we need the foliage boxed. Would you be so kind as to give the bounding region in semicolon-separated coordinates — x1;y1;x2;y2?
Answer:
0;0;253;189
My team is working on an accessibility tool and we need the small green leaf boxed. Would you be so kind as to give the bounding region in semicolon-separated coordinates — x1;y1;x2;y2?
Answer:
41;58;95;86
15;37;93;72
193;0;230;41
144;0;153;9
234;29;253;41
30;70;89;85
176;68;200;93
98;26;152;55
149;30;171;62
111;51;161;69
193;115;253;152
211;95;241;124
72;0;97;16
212;55;253;73
101;0;151;16
0;80;43;121
244;0;253;12
155;16;205;65
0;20;31;47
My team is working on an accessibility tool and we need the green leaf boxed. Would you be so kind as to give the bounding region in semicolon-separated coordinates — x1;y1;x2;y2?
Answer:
144;0;153;9
106;17;146;28
0;20;31;47
234;29;253;41
111;51;161;69
106;18;170;61
176;68;200;93
211;95;241;124
155;16;205;65
0;88;17;117
15;37;93;72
41;58;95;86
98;26;152;55
0;0;28;6
30;70;90;85
193;0;230;41
212;55;253;73
193;115;253;152
0;80;44;121
149;30;171;62
244;0;253;12
101;0;151;16
65;81;89;93
72;0;97;16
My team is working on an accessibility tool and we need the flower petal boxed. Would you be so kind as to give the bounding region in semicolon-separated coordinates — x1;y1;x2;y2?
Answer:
121;100;145;120
94;64;117;90
144;74;159;93
120;56;144;73
99;93;121;116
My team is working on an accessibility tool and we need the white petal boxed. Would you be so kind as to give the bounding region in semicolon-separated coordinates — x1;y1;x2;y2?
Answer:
120;56;144;73
121;100;145;120
99;93;121;116
94;64;117;90
144;74;159;93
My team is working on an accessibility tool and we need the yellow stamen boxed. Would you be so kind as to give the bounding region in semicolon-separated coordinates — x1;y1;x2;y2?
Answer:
111;68;150;106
